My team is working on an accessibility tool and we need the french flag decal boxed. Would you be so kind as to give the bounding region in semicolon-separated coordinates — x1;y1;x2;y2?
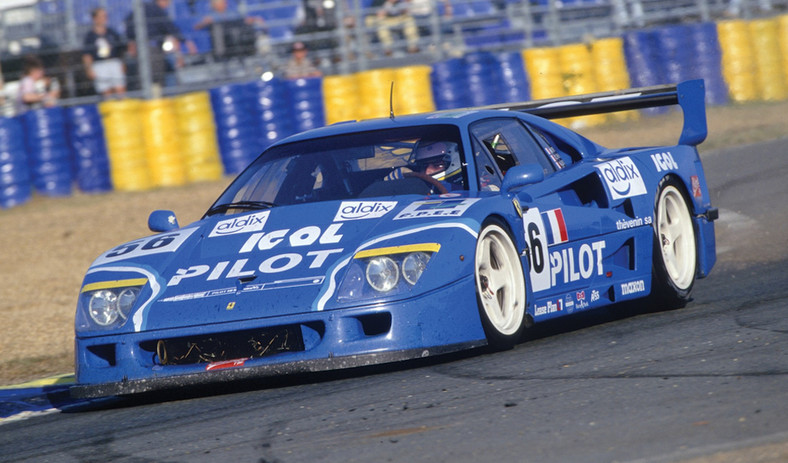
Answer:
542;208;568;245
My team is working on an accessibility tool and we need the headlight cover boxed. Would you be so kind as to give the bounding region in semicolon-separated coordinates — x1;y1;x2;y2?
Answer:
337;244;438;302
78;279;145;330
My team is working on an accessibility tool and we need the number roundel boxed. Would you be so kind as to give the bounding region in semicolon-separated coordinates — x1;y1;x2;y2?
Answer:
522;208;551;293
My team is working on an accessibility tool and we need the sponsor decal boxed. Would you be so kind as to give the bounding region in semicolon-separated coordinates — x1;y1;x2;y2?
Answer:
93;228;198;266
209;211;269;238
549;241;606;287
543;208;568;245
691;175;702;198
394;198;480;220
595;157;647;200
206;358;247;371
591;289;600;302
439;193;461;198
535;299;563;317
239;223;343;253
564;294;575;314
575;290;589;310
620;279;646;296
523;207;606;292
651;151;678;172
615;215;652;230
334;201;397;221
167;223;343;288
167;250;341;286
161;276;326;301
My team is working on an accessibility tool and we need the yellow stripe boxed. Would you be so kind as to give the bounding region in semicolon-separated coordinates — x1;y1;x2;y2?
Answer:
354;243;440;259
0;373;75;390
81;278;148;293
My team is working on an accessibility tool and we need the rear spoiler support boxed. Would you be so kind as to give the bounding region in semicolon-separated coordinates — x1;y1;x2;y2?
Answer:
480;79;708;146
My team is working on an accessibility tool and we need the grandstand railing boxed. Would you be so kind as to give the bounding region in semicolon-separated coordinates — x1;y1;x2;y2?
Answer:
0;0;786;107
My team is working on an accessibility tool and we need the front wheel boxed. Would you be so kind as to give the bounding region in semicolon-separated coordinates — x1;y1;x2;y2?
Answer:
651;178;698;309
474;220;527;349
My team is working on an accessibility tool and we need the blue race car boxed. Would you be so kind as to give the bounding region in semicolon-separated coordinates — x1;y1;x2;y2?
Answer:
71;80;717;398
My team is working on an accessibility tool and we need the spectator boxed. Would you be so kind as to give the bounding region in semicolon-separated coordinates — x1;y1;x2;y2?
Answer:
367;0;420;55
83;7;127;98
194;0;265;59
283;41;322;79
295;0;338;50
125;0;198;87
15;55;60;114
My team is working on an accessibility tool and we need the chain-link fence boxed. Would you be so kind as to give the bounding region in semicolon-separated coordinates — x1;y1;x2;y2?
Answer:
0;0;785;109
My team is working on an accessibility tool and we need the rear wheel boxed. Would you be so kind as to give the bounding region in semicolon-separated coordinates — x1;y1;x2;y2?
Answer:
651;178;697;308
474;220;527;349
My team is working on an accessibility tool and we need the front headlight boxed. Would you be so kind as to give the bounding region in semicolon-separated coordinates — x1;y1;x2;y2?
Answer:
366;256;399;292
337;244;439;302
88;290;119;326
80;279;145;330
402;251;431;285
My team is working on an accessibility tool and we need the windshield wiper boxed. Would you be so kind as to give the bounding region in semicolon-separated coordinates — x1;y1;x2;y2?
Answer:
205;200;277;216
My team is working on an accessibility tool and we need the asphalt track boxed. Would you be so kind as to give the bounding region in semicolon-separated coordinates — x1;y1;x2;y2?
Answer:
2;138;787;463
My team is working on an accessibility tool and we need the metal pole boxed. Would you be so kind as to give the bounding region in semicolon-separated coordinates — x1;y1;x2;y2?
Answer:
132;0;154;99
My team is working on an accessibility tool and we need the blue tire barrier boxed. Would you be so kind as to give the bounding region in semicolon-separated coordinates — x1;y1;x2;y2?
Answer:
464;51;502;107
0;116;25;153
210;83;264;174
494;51;531;103
623;29;668;115
0;182;32;209
650;24;728;107
23;107;74;197
0;117;33;208
249;78;295;151
687;22;729;106
431;58;470;110
623;29;662;87
286;77;326;134
66;105;113;193
655;25;694;85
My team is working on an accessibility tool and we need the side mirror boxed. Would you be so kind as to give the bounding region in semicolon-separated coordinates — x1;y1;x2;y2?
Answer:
148;210;179;232
501;164;545;192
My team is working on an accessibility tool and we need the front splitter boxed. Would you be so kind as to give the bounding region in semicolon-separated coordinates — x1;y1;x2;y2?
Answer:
70;341;485;398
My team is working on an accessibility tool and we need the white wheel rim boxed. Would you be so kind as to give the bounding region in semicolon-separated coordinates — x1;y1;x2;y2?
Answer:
475;225;526;336
657;186;696;290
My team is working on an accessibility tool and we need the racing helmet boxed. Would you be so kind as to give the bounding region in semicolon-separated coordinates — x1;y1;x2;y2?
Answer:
410;140;461;181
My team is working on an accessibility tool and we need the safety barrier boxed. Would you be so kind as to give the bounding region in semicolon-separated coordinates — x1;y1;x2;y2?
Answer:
2;16;788;209
0;116;32;208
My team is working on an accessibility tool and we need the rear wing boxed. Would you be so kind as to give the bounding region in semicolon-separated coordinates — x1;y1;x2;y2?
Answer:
480;79;708;146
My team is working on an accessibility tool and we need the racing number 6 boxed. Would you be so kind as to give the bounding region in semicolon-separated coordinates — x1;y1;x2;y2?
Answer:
527;222;544;273
522;208;551;293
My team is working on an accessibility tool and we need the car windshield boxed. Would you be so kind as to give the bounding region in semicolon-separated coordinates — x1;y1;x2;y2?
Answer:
206;125;467;217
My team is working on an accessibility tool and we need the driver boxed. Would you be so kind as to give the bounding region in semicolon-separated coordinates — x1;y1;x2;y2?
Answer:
386;140;463;190
410;141;455;178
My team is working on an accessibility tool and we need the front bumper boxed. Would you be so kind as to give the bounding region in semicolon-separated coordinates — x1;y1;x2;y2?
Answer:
70;341;481;398
72;275;486;398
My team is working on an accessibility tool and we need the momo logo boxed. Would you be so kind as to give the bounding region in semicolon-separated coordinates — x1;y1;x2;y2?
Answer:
595;157;647;200
334;201;397;221
209;211;269;237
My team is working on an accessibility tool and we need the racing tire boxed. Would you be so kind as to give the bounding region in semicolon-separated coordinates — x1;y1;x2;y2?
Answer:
474;219;528;349
650;177;698;309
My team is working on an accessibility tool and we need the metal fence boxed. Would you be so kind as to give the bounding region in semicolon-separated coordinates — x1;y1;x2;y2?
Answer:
0;0;785;107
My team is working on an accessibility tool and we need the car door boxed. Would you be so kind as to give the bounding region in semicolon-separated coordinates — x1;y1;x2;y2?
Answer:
469;117;647;317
